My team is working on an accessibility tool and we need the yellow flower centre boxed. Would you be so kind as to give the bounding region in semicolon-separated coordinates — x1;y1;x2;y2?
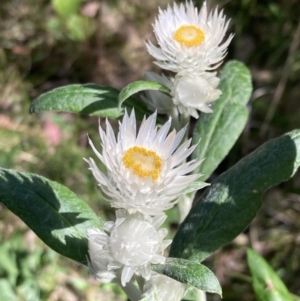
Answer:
122;146;162;181
174;25;205;47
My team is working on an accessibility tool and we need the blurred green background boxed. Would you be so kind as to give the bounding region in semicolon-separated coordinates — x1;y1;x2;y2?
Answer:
0;0;300;300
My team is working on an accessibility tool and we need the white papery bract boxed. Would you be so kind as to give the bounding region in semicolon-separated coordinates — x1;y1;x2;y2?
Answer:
85;110;202;215
143;274;186;301
143;71;221;119
146;1;233;73
88;210;171;286
172;71;222;118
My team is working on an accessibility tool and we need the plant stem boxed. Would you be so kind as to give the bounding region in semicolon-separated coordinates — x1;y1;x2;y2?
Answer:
118;281;142;301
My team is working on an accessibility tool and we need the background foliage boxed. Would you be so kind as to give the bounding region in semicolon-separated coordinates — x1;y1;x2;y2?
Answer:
0;0;300;300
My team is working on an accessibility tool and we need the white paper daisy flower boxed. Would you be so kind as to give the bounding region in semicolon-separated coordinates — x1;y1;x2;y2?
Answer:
88;210;171;286
172;71;222;118
85;110;203;215
142;70;221;119
146;1;233;73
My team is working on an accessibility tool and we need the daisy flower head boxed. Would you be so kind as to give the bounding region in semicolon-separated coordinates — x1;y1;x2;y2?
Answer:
171;71;222;118
143;70;221;119
88;210;171;286
146;1;233;73
85;110;202;215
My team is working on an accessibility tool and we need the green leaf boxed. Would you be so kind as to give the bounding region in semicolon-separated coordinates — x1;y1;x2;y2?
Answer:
170;130;300;261
152;258;222;296
52;0;82;17
0;168;102;264
0;280;18;301
247;249;294;301
0;245;18;285
192;60;252;181
66;15;94;41
118;80;171;109
181;180;210;194
29;84;151;120
18;279;40;301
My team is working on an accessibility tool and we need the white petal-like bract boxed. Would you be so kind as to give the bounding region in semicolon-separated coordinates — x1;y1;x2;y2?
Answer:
85;110;203;215
146;1;233;73
88;210;171;286
142;71;222;119
172;71;222;118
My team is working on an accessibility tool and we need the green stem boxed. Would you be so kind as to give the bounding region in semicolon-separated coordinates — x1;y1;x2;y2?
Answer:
178;194;194;223
114;278;142;301
176;107;194;223
196;289;207;301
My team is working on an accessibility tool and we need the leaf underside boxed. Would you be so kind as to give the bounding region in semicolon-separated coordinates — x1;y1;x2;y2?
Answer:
152;258;222;296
